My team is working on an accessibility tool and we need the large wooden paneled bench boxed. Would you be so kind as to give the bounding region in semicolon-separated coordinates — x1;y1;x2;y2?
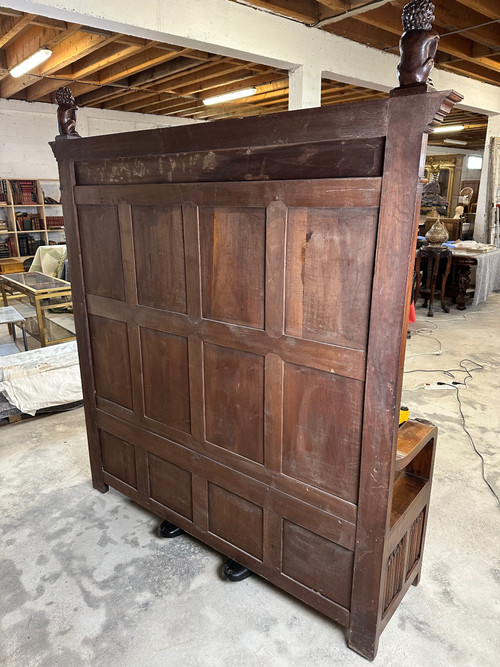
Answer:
52;14;461;651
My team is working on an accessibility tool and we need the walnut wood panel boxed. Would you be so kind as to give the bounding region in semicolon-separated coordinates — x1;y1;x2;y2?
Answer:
131;205;187;313
283;363;364;503
285;207;378;350
77;204;125;301
282;520;354;610
100;430;137;489
200;206;266;329
204;343;264;463
140;327;191;433
74;178;382;209
208;483;264;559
148;452;193;521
74;137;386;185
53;90;454;662
88;314;133;410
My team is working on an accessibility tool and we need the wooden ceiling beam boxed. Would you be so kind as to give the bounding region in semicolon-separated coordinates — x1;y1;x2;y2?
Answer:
433;0;500;50
174;68;281;97
0;13;36;49
324;16;398;50
440;59;500;86
454;0;499;20
26;41;147;101
228;0;319;23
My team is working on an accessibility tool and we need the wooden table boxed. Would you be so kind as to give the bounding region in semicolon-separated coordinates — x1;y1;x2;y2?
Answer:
414;245;452;317
0;271;74;347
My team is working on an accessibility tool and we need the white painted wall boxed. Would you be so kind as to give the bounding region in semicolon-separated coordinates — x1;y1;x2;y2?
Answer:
476;114;500;242
0;98;200;179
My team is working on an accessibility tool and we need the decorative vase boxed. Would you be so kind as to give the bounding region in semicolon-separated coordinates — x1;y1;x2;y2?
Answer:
425;218;449;246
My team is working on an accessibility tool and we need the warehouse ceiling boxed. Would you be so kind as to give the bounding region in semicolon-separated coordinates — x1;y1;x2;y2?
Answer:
0;1;496;148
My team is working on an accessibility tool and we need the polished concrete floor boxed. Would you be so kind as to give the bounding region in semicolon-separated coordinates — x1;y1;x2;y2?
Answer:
0;294;499;666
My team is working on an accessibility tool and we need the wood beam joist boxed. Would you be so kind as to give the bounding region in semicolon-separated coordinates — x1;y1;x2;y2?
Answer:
440;59;500;86
433;0;500;50
353;4;500;76
0;28;116;98
0;13;36;49
26;40;150;101
72;47;193;105
454;0;500;20
228;0;319;23
173;67;281;97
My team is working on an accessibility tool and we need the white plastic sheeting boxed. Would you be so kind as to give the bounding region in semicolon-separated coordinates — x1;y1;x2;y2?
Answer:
0;341;82;415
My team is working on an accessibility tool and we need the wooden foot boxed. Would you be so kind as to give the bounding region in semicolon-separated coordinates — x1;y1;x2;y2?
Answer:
347;628;379;662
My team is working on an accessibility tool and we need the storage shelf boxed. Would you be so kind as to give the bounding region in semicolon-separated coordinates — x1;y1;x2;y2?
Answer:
390;473;427;528
0;177;64;260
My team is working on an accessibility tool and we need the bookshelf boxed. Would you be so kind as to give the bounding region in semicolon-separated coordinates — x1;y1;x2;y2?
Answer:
0;178;65;260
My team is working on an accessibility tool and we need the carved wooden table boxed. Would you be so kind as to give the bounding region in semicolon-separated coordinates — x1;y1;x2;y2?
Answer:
414;245;452;317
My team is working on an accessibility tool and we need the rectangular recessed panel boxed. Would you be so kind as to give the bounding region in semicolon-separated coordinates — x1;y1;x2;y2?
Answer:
285;207;378;349
200;206;265;328
89;315;133;409
78;204;125;301
100;430;137;488
208;483;263;559
283;363;363;503
282;520;353;609
204;343;264;463
132;205;187;313
141;328;190;432
148;453;193;520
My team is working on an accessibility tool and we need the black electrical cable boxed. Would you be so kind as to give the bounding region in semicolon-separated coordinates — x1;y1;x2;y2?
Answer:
404;359;499;505
441;381;500;507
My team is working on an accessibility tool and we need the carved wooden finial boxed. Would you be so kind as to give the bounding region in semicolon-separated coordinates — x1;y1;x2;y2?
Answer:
55;86;80;138
397;0;440;88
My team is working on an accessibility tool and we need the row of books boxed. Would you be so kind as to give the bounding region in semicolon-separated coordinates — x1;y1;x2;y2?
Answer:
18;234;42;257
0;179;8;203
0;242;11;258
46;216;64;228
10;179;39;205
16;213;43;231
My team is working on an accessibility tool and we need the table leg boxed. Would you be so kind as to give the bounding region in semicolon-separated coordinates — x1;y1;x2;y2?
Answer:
35;295;47;347
427;254;440;317
456;265;471;310
414;255;422;307
441;255;452;313
21;323;28;351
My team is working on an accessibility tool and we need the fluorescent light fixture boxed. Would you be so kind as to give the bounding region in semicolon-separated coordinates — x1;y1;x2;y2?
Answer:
203;87;257;105
433;124;465;134
10;48;52;78
443;138;467;146
467;155;483;170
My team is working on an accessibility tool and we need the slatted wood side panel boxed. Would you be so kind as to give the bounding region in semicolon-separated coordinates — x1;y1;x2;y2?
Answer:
74;176;381;623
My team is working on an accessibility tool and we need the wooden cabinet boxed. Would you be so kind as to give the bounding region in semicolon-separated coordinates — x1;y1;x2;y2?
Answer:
0;178;65;259
52;87;460;660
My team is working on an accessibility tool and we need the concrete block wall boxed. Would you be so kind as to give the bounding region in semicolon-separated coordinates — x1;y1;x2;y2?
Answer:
0;98;200;180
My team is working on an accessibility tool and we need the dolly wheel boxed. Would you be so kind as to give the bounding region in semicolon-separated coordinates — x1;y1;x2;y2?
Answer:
157;519;184;538
222;558;252;582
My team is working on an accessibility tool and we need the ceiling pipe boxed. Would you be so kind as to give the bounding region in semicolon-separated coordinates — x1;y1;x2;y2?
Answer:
311;1;394;29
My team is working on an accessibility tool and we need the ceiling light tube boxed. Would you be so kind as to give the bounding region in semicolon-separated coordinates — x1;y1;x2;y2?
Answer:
433;124;465;134
443;138;468;146
10;48;52;78
203;87;257;105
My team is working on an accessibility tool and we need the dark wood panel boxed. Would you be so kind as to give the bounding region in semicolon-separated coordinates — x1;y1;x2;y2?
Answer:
74;137;385;185
141;327;191;433
282;520;354;610
56;97;389;164
132;204;187;313
88;315;133;409
208;483;263;559
77;204;125;301
200;206;266;329
285;207;378;350
100;430;137;488
204;343;264;463
148;453;193;520
283;363;364;503
74;178;382;209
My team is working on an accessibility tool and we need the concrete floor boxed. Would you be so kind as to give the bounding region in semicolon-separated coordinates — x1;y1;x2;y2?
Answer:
0;295;499;666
